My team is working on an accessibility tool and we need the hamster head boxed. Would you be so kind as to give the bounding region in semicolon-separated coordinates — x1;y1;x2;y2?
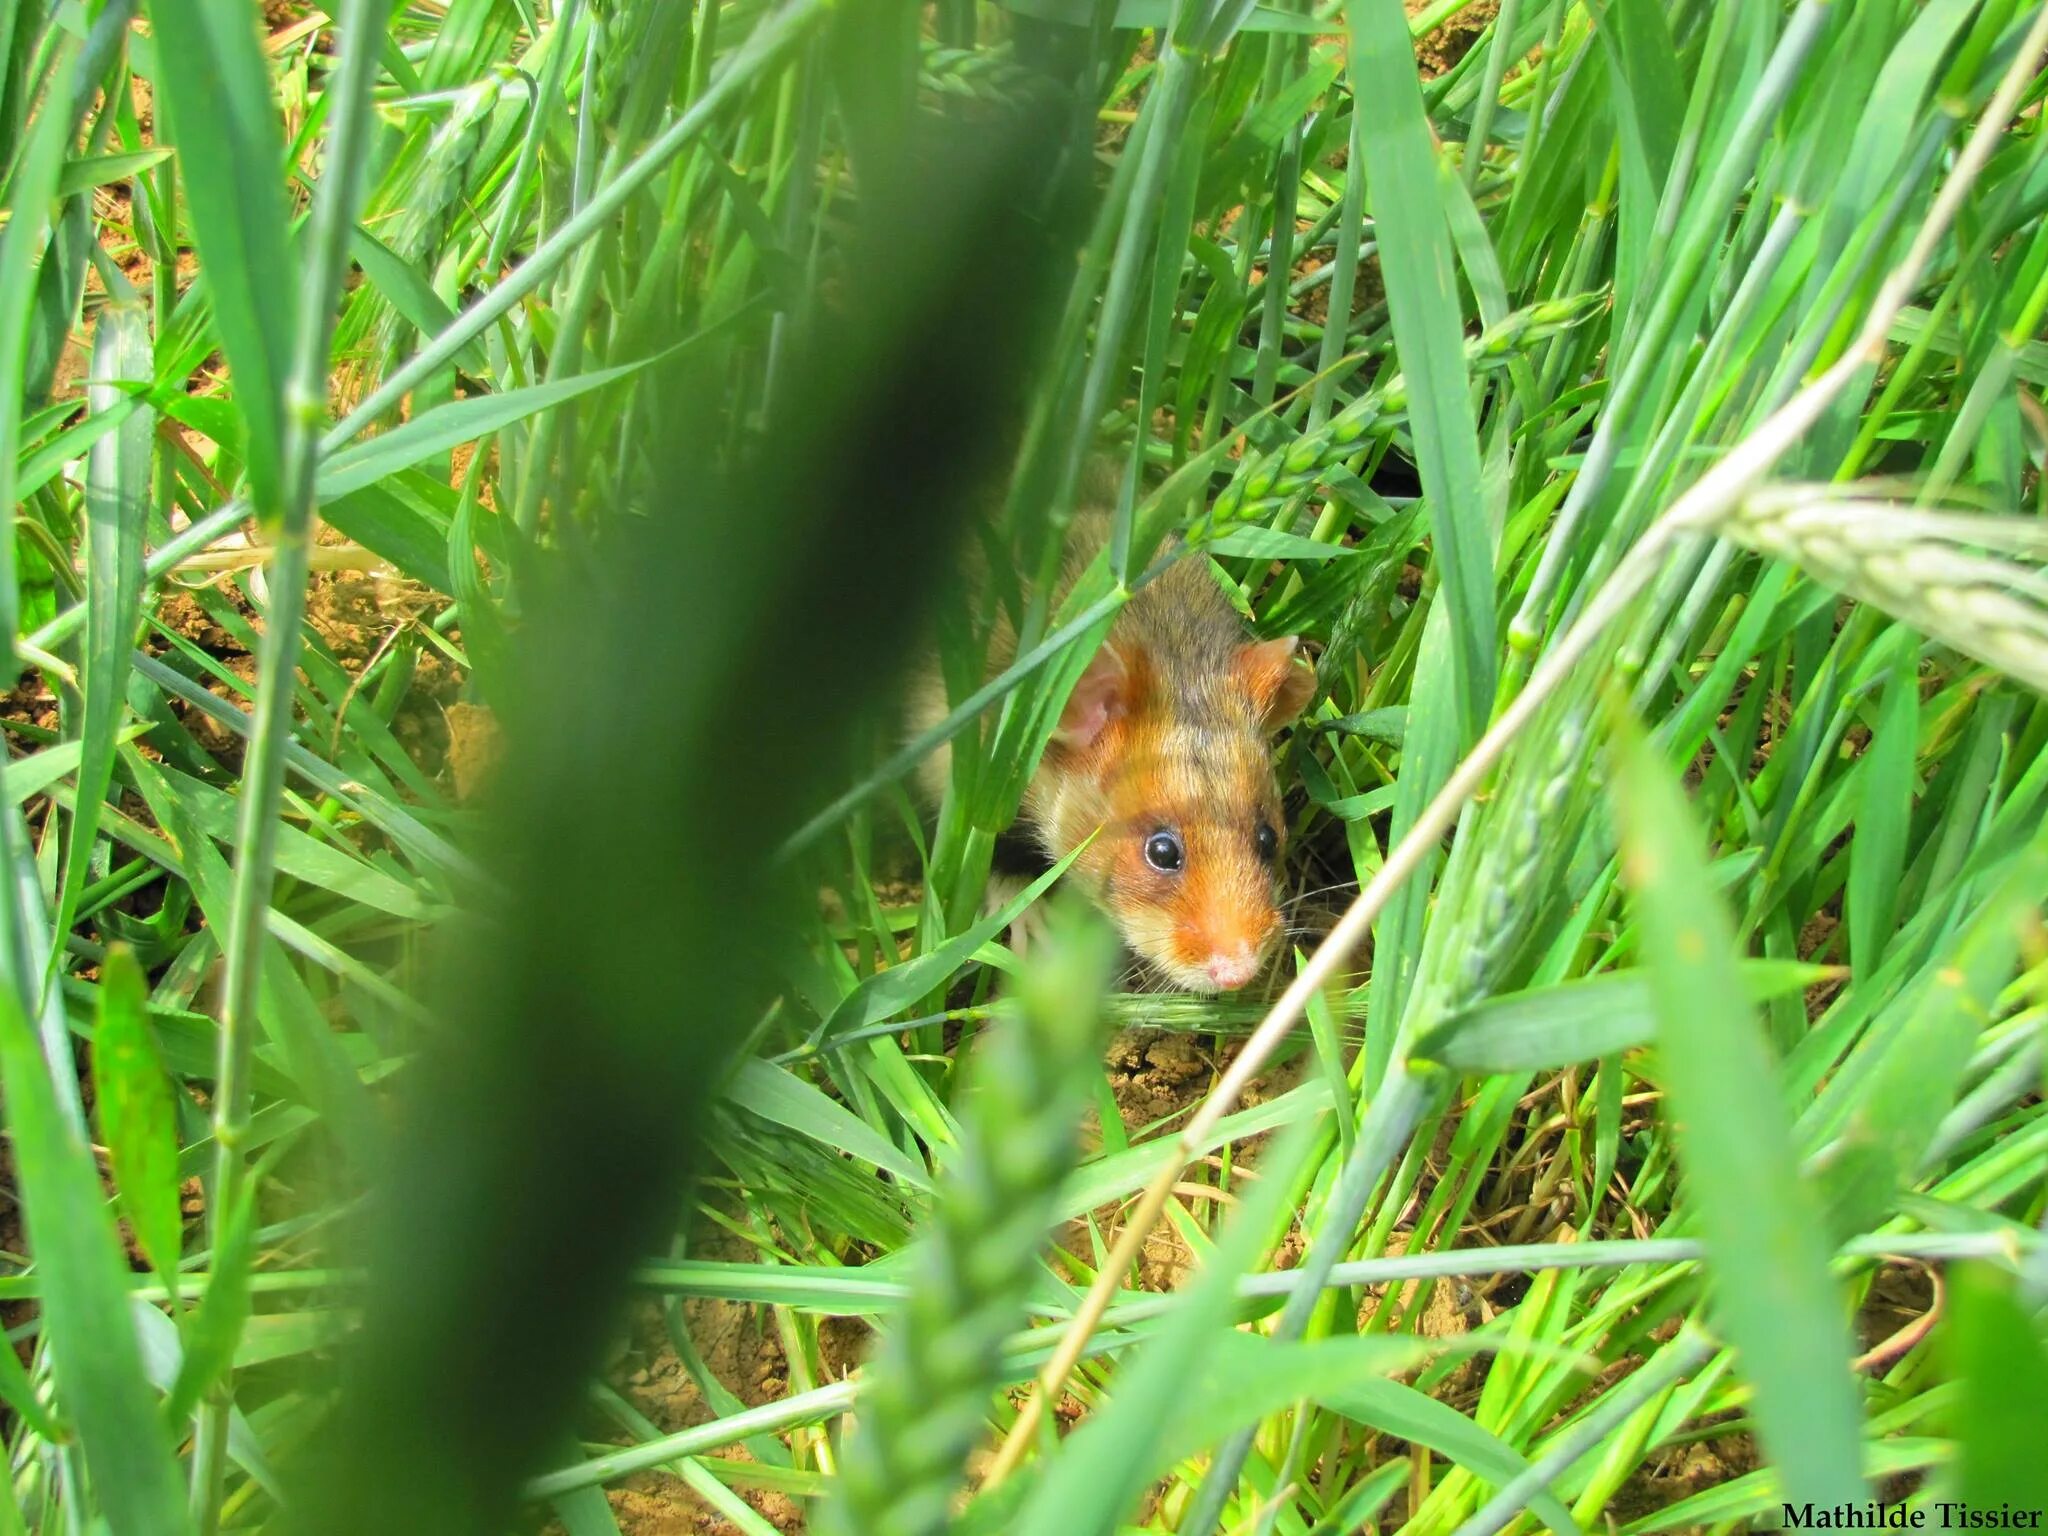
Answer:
1039;633;1315;993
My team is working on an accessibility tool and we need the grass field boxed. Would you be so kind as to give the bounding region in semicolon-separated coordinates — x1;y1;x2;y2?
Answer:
2;1;2047;1533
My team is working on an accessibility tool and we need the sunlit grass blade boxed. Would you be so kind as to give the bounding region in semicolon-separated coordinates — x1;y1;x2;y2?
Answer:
88;946;181;1285
1010;1114;1325;1536
313;345;694;502
1609;692;1866;1510
1846;638;1919;978
1944;1262;2048;1514
820;904;1113;1536
0;985;192;1535
1346;0;1494;743
139;0;292;513
52;290;153;961
1411;959;1840;1073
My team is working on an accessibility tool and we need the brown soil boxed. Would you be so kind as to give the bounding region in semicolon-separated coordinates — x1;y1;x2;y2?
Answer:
1410;0;1499;80
543;1221;870;1536
1609;1422;1763;1525
446;700;504;802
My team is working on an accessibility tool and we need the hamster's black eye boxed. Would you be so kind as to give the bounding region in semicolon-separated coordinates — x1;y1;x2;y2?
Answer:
1255;822;1279;862
1143;831;1185;873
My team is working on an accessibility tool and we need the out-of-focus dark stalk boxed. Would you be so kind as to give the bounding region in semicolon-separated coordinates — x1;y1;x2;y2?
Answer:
282;26;1090;1536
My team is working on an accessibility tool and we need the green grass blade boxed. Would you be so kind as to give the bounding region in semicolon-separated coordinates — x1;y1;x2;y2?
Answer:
1609;694;1867;1509
140;0;292;513
0;41;78;656
325;0;829;450
1812;824;2048;1235
1945;1262;2048;1513
3;728;148;807
314;347;684;501
815;841;1081;1044
821;903;1114;1536
549;1466;627;1536
52;292;153;965
347;224;483;370
1845;638;1919;978
1347;0;1495;742
1412;959;1841;1074
0;986;192;1535
164;1176;256;1426
1328;1378;1578;1536
1161;1333;1434;1467
89;946;182;1284
57;147;174;197
1011;1114;1325;1536
726;1060;933;1189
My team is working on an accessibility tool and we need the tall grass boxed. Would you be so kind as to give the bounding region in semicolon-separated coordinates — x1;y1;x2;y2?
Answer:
1;2;2045;1534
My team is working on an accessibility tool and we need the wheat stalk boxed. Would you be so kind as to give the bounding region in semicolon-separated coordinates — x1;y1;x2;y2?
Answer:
1726;486;2048;695
817;910;1112;1536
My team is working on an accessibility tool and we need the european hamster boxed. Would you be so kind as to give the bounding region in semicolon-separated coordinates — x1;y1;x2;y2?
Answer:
913;506;1314;993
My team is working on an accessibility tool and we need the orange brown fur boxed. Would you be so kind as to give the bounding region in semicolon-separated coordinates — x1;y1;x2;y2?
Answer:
913;508;1314;992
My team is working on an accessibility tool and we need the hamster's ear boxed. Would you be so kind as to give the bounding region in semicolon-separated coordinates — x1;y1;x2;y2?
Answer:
1236;636;1316;733
1053;641;1131;752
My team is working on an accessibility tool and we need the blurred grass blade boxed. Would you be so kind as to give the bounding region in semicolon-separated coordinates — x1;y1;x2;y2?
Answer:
0;986;192;1535
130;1302;284;1502
1945;1262;2048;1513
89;946;182;1284
165;1177;257;1427
1812;824;2048;1234
299;46;1083;1531
549;1466;626;1536
1202;527;1363;562
140;0;292;514
1159;1332;1434;1472
1609;693;1867;1509
57;148;175;197
53;294;153;963
4;727;149;807
0;1291;61;1443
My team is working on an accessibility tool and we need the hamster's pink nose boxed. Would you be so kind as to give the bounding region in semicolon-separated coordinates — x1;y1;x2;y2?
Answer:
1205;945;1260;990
